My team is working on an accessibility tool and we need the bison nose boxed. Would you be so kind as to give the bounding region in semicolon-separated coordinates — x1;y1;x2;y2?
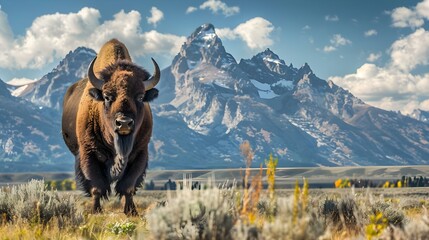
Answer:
115;117;134;134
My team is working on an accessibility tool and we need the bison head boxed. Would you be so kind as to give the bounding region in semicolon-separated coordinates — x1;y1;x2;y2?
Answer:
87;57;160;179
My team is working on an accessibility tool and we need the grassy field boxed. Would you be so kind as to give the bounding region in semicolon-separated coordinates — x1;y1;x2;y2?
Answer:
0;176;429;239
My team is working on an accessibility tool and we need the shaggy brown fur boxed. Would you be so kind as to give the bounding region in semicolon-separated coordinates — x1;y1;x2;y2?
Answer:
61;39;159;216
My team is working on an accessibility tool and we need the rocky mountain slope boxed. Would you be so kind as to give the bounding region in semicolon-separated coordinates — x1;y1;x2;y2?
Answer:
8;48;96;110
0;79;72;172
1;23;429;171
150;23;429;168
409;109;429;123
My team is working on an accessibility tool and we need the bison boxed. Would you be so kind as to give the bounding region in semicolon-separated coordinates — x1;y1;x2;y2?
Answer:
61;39;160;215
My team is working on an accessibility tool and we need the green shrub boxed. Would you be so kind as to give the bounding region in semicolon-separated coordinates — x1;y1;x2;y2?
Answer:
147;184;239;240
0;179;83;228
107;220;137;235
371;201;405;228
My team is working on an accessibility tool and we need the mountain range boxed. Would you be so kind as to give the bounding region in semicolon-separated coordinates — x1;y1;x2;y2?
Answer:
1;23;429;172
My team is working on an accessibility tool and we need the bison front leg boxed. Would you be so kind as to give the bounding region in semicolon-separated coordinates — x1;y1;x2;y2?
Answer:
91;188;103;213
115;154;148;216
124;194;138;216
80;151;111;214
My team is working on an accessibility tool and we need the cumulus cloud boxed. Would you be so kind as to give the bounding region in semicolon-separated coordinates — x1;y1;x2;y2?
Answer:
390;28;429;71
0;7;185;69
0;9;13;49
364;29;378;37
323;46;336;52
330;34;351;46
330;28;429;114
325;15;339;22
331;2;429;113
391;6;424;28
391;0;429;29
367;52;381;62
186;6;198;14
216;17;274;50
417;0;429;19
323;34;351;53
200;0;239;16
147;6;164;27
142;30;186;56
216;27;237;39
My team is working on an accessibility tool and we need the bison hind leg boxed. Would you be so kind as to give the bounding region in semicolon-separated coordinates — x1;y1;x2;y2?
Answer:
75;156;92;196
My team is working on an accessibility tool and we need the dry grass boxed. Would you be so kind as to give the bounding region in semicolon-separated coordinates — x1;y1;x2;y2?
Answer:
0;179;428;239
1;156;429;240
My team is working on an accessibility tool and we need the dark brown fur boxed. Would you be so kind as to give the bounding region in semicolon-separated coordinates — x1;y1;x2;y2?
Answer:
61;39;158;215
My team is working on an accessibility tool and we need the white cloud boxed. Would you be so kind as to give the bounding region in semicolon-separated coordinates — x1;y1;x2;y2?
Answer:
390;28;429;71
331;1;429;113
323;34;351;53
330;34;351;46
142;30;186;56
417;0;429;19
391;6;424;28
330;28;429;114
186;6;198;14
0;7;185;70
216;27;238;40
200;0;239;16
325;15;339;22
147;6;164;27
323;46;336;52
0;9;13;49
217;17;274;50
419;99;429;111
364;29;378;37
367;52;381;62
390;0;429;29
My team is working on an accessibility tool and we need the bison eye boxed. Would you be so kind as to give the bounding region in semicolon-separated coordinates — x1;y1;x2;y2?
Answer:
136;94;145;103
103;94;114;102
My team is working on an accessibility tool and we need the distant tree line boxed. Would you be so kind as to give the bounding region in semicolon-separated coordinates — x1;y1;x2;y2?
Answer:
45;179;76;191
399;175;429;187
144;179;203;190
334;175;429;188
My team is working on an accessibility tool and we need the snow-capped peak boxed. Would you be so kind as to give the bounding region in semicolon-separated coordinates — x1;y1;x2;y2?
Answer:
191;24;216;39
187;23;220;48
255;48;286;65
74;46;97;57
173;23;238;73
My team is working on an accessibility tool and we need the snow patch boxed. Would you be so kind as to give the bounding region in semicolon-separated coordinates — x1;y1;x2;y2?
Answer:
273;79;294;90
250;79;279;99
76;48;96;56
222;104;243;133
202;32;216;41
11;84;36;97
187;60;201;69
7;78;39;86
263;57;284;65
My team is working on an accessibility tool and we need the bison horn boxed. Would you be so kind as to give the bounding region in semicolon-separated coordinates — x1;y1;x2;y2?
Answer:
87;57;104;90
143;58;160;91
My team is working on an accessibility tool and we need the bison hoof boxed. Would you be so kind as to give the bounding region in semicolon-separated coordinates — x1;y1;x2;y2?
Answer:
124;198;138;216
92;205;103;214
125;207;138;216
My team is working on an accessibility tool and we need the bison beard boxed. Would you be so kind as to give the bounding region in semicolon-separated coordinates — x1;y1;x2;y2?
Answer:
110;133;134;181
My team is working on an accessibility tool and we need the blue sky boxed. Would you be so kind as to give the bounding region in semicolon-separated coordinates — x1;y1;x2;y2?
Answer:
1;0;428;113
